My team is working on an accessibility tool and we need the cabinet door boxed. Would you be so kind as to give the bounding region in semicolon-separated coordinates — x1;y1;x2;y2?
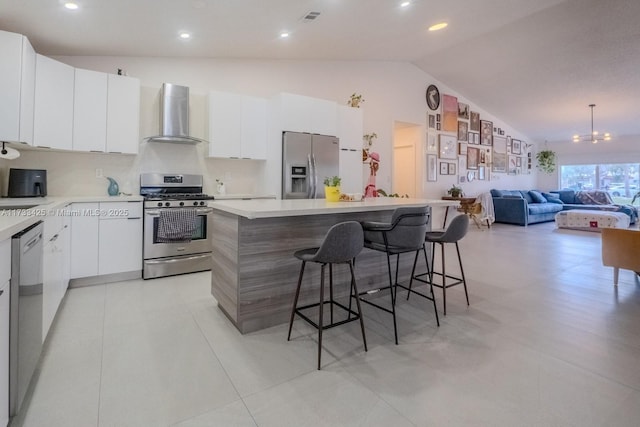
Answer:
337;106;363;150
0;281;8;427
311;98;337;136
0;31;34;145
73;68;107;152
42;237;62;341
277;93;313;133
70;203;99;279
339;148;364;194
106;74;140;154
208;91;242;158
33;54;74;150
60;216;71;289
240;96;267;159
98;218;142;275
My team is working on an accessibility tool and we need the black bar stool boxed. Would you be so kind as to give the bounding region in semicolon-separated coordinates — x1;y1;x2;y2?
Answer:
287;221;367;370
360;206;439;345
411;214;470;315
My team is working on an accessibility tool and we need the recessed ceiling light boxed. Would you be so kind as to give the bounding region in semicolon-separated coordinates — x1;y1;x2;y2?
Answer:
428;22;448;32
179;32;191;40
64;2;79;10
280;32;290;38
400;1;411;7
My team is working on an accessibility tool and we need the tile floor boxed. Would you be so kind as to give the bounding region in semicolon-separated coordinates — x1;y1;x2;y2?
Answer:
19;222;640;426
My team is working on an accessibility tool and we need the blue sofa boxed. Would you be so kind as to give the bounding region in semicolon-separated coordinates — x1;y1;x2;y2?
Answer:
490;189;638;226
490;190;563;226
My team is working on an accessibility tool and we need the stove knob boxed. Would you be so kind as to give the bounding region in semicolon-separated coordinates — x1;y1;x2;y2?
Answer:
193;201;198;206
165;202;170;207
157;202;162;207
179;202;184;206
200;201;205;206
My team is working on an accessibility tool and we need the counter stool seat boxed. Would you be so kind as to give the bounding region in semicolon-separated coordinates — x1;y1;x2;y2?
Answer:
287;221;367;370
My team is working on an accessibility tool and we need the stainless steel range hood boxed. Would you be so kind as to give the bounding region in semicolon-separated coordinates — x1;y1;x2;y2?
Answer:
145;83;204;144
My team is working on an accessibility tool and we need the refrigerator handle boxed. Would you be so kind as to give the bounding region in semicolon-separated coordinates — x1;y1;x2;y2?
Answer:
311;154;318;199
307;154;314;199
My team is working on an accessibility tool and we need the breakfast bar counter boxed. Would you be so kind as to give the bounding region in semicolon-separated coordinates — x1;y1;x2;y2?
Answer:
209;198;458;333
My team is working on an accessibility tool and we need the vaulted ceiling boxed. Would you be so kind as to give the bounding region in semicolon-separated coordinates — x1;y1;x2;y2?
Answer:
2;0;639;143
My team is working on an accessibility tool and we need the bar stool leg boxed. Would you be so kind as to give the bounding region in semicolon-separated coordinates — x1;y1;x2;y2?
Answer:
405;250;420;299
441;242;447;316
329;264;334;324
349;260;368;352
384;251;399;345
422;244;440;327
288;261;306;341
456;242;470;306
317;264;326;370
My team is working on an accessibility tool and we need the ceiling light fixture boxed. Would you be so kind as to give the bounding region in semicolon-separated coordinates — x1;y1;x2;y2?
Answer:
428;22;448;32
400;1;411;7
64;2;79;10
280;31;290;38
179;32;191;40
572;104;611;144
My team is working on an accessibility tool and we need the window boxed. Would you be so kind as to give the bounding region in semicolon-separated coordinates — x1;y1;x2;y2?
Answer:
560;163;640;201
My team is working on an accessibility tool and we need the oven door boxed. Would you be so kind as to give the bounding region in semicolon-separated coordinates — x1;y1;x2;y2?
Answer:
143;207;213;259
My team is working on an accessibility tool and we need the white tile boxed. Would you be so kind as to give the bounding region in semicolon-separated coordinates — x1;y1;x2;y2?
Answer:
172;400;257;427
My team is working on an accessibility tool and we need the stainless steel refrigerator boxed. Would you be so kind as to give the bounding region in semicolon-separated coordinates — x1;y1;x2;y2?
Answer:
282;131;340;199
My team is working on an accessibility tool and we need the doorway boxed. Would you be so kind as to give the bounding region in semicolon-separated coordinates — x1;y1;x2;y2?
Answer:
393;121;421;197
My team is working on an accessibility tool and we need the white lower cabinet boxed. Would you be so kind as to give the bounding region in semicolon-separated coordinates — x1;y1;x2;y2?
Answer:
70;201;142;279
1;278;9;427
42;209;71;341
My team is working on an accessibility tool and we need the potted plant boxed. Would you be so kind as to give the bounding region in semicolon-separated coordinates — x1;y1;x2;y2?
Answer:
536;149;556;174
348;93;364;108
323;176;341;201
447;185;464;198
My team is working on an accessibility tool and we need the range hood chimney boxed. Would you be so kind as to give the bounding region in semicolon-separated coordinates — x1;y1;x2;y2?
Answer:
145;83;204;144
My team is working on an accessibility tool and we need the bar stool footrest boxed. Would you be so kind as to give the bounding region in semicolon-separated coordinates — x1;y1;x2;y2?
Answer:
294;299;362;331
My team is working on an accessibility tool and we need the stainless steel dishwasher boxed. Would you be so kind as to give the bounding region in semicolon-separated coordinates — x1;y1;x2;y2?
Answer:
9;220;44;418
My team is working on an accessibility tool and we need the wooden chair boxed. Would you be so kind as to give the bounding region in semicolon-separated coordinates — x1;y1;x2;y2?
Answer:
601;228;640;285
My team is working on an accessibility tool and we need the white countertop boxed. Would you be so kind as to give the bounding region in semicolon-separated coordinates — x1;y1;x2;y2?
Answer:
208;197;459;219
0;195;143;241
213;194;277;200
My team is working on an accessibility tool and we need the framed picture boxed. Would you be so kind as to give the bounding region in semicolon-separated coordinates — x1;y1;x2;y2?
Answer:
440;161;449;175
442;94;458;132
436;113;441;122
479;149;486;164
492;135;507;154
457;120;468;142
448;162;456;175
480;120;493;146
478;165;486;180
439;134;457;159
492;153;506;173
467;146;479;169
426;154;437;181
428;114;436;129
458;155;466;174
427;132;438;152
470;111;480;132
458;142;468;155
426;84;440;110
516;157;522;167
458;102;470;120
511;139;522;155
508;155;518;175
436;123;441;131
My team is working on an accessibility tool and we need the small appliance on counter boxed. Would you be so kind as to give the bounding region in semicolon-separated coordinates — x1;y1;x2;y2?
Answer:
7;168;47;197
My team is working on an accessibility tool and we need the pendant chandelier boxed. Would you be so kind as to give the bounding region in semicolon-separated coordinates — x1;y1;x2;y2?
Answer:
572;104;611;144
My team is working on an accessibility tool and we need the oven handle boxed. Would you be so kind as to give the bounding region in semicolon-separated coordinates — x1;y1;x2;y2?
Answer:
145;207;213;216
144;254;210;264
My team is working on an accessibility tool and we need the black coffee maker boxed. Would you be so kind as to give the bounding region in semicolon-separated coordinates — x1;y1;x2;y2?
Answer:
7;168;47;197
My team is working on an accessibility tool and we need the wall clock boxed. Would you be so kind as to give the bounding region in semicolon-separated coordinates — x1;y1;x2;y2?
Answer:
426;84;440;110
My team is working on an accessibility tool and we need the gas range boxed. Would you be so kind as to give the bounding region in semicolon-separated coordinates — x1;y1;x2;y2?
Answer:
140;173;215;208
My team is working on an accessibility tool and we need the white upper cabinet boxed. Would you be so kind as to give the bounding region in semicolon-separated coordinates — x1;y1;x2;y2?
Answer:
337;106;363;150
0;30;36;145
73;68;108;152
106;74;140;154
208;91;267;160
274;93;337;136
33;54;74;150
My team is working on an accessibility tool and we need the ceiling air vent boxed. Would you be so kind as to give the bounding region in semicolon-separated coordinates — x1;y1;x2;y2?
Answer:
301;11;321;22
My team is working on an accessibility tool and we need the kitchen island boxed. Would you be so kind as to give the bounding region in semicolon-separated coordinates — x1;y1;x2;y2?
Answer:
209;198;458;333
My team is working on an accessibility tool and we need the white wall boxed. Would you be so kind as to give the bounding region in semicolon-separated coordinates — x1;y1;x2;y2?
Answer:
1;55;537;201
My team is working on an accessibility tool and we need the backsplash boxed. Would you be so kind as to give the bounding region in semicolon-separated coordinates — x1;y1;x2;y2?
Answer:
0;142;266;197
